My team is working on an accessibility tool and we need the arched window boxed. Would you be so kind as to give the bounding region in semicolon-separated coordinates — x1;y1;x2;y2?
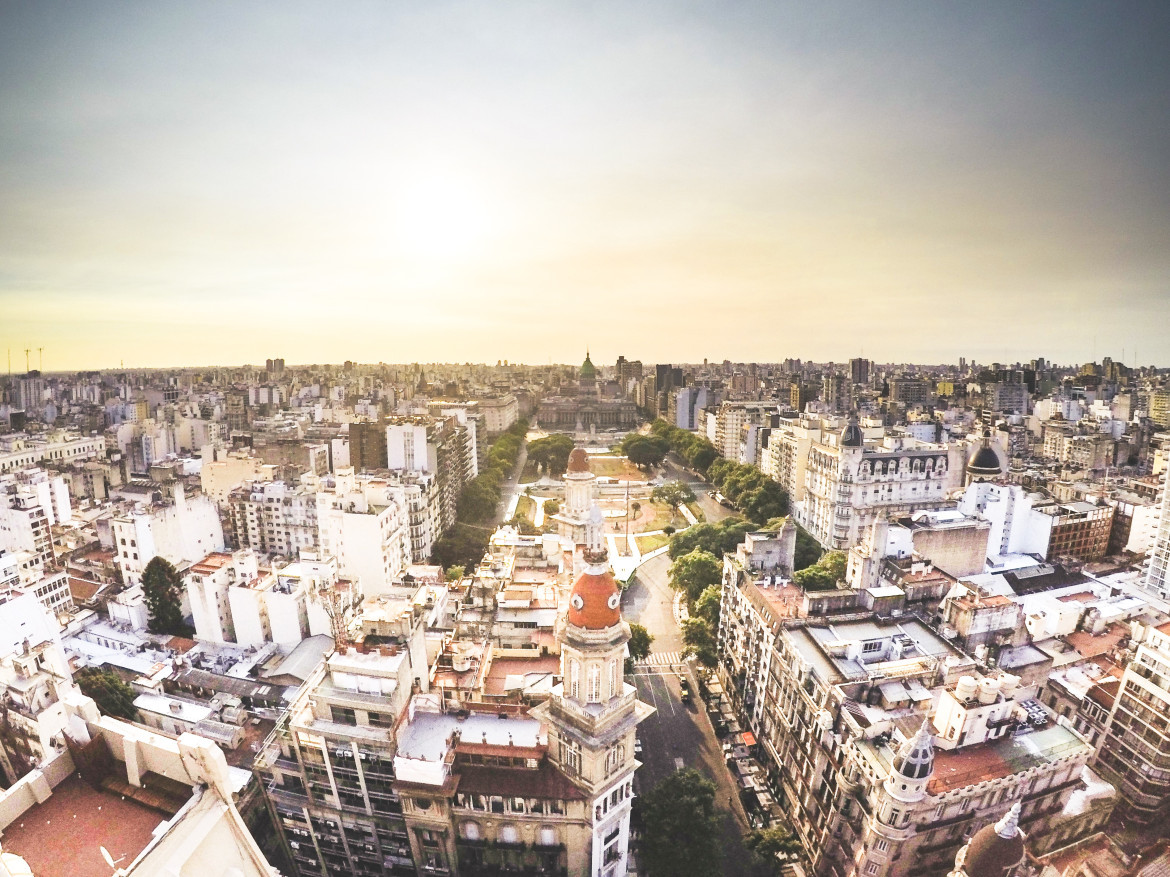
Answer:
588;664;602;703
569;660;580;699
498;824;519;844
608;659;618;699
461;821;480;841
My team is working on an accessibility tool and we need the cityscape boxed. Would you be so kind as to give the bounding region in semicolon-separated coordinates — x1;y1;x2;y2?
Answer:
2;5;1170;877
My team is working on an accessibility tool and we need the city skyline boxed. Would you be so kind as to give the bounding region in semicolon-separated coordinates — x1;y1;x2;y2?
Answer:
3;2;1170;370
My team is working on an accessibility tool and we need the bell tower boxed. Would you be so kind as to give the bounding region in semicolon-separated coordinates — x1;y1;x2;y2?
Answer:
531;501;654;877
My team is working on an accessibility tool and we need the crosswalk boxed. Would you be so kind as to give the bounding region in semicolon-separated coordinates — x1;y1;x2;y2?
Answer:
639;651;684;666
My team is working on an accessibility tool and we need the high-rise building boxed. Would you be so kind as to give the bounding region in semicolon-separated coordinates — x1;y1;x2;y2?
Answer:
350;418;389;472
1143;442;1170;599
1096;618;1170;822
849;357;871;386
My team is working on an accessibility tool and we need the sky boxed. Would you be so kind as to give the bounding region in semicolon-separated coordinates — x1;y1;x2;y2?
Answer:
2;1;1169;371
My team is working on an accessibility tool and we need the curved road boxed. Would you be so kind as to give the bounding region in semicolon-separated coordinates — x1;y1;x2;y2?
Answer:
623;461;768;877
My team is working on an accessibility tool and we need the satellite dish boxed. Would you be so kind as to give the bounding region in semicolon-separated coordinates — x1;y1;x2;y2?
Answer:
100;846;126;868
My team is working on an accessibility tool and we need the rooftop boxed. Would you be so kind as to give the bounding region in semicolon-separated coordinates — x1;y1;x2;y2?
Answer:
397;705;545;762
1;772;166;877
928;723;1088;794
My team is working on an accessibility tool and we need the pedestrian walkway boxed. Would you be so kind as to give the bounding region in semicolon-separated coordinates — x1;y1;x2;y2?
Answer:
639;651;684;666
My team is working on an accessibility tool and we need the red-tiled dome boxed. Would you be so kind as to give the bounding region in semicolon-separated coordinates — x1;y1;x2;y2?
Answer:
567;448;590;474
959;805;1025;877
567;570;621;629
962;828;1024;876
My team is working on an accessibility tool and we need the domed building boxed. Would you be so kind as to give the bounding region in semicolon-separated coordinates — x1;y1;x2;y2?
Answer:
530;501;654;877
966;429;1006;485
948;804;1026;877
536;351;639;433
841;413;865;448
555;447;597;544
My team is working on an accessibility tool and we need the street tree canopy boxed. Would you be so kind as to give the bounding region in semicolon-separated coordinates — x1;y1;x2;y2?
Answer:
527;434;575;475
620;434;669;469
668;548;722;606
627;623;654;662
640;769;723;877
682;617;718;668
651;480;695;506
745;825;803;875
668;518;755;560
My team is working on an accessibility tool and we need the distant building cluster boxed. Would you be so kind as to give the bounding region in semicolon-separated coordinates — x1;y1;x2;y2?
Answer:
0;351;1167;876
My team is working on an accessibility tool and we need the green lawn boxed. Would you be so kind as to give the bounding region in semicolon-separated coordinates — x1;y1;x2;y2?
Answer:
588;456;645;481
515;495;535;522
686;501;705;522
636;532;671;553
518;461;541;483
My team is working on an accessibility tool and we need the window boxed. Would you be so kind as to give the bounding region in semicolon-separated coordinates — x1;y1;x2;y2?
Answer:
874;839;888;853
609;660;618;699
866;864;880;876
560;739;581;776
605;742;624;775
569;660;580;699
588;664;602;703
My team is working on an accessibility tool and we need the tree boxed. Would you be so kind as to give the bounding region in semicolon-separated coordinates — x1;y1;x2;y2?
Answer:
668;549;722;606
75;666;139;720
682;617;718;668
792;551;847;590
640;769;723;877
431;523;489;570
628;623;654;663
693;585;721;628
668;518;754;560
444;565;465;582
543;499;560;515
527;434;575;475
794;525;823;571
651;480;694;506
141;557;186;635
621;434;669;469
745;825;803;875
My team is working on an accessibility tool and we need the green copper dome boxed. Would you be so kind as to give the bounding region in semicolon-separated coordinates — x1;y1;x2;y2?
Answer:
579;351;597;380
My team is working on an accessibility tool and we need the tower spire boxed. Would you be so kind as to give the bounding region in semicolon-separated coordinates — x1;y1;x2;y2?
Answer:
994;802;1022;839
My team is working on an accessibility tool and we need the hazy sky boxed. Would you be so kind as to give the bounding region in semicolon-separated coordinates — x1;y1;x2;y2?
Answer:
2;2;1169;371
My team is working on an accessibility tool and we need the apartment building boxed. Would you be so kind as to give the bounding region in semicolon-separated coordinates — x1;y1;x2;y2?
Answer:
1145;455;1170;599
0;431;106;474
741;616;1103;877
255;589;431;877
1095;618;1170;822
111;483;225;584
796;418;962;550
387;415;476;533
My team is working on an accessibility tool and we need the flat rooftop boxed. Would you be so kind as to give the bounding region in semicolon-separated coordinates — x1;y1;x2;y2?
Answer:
397;708;544;762
1;772;166;877
929;724;1088;794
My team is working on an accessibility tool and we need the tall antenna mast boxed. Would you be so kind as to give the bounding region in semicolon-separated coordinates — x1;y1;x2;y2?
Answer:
23;348;30;373
37;347;43;372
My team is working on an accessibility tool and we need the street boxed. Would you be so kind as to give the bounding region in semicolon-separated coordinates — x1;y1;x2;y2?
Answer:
624;530;768;876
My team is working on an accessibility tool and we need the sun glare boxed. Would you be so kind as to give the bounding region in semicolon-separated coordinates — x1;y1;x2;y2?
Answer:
393;175;490;262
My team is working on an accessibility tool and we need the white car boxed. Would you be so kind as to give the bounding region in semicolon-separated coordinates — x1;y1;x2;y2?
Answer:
634;738;643;755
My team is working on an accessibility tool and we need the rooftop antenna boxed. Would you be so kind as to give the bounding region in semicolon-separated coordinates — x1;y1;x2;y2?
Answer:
24;347;30;372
